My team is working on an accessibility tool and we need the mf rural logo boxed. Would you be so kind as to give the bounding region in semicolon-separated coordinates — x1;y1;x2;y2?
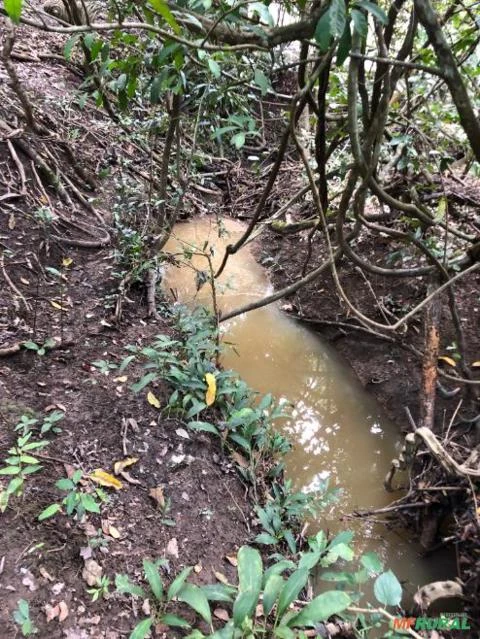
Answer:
392;613;471;631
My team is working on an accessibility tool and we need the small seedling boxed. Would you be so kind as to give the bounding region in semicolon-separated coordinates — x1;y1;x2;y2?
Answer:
87;575;111;601
22;337;57;357
13;599;37;636
38;470;104;521
0;432;47;512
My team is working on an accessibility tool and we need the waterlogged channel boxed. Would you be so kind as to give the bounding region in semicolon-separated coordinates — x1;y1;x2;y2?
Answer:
163;217;452;599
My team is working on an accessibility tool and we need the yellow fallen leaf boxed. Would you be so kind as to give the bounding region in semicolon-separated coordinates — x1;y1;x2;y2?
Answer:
438;356;456;367
225;554;237;567
205;373;216;407
149;486;165;510
108;525;121;539
147;391;161;409
113;457;138;475
214;571;230;585
62;257;73;267
472;361;480;368
113;375;128;383
89;469;123;490
50;300;68;312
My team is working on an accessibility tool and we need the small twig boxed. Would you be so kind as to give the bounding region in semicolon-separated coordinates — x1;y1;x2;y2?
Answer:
0;253;31;312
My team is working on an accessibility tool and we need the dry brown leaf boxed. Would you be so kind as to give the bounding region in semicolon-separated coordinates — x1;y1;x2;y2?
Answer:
119;470;141;485
50;300;68;312
58;600;69;622
81;559;102;587
39;566;54;582
149;486;165;510
166;538;179;558
21;567;37;591
255;603;263;618
225;554;237;567
45;604;58;623
113;457;139;475
231;451;249;469
214;571;229;585
89;469;123;490
108;525;121;539
213;608;229;622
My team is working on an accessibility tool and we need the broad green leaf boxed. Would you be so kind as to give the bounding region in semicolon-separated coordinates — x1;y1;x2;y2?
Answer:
3;0;23;23
255;532;278;545
208;59;221;78
143;560;163;601
56;478;75;491
129;617;153;639
288;590;351;626
254;69;269;96
233;546;263;626
360;552;383;575
299;548;322;571
314;8;331;52
38;503;61;520
336;21;352;66
374;570;402;606
6;476;23;495
115;574;145;597
160;613;190;627
263;574;284;615
231;132;246;149
329;530;354;547
148;0;181;33
351;8;368;38
178;583;212;624
64;35;79;60
354;0;387;24
187;421;219;435
132;373;157;393
80;494;100;513
275;627;295;639
262;560;295;587
233;590;258;627
277;568;309;618
0;466;20;475
329;0;347;38
168;566;193;600
201;583;236;602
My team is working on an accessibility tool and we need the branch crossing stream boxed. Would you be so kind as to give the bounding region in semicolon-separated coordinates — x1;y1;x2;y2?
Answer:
163;217;453;601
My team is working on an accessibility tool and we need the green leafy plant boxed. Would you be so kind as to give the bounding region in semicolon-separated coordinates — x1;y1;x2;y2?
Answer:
22;337;57;357
13;599;37;636
116;558;213;638
0;432;47;512
38;469;105;521
87;575;112;602
14;410;64;436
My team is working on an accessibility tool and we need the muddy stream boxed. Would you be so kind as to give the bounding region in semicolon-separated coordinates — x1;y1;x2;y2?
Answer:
163;217;452;601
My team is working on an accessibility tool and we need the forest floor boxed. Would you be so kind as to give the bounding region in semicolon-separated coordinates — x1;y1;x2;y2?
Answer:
0;18;254;639
1;9;480;639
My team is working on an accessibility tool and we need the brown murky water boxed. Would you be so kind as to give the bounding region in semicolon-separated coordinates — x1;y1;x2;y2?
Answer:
163;217;452;599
